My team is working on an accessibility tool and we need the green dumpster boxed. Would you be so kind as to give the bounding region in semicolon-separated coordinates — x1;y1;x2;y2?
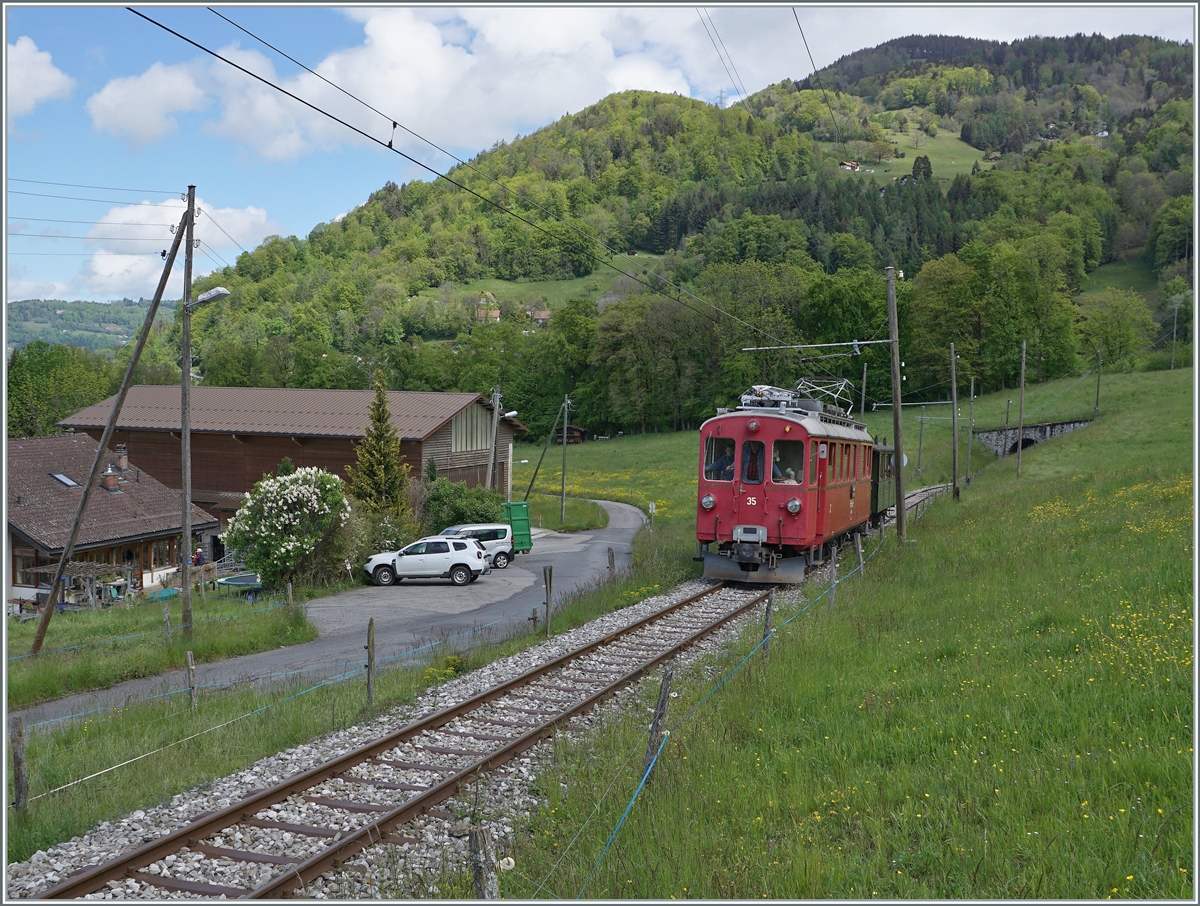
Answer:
502;501;533;554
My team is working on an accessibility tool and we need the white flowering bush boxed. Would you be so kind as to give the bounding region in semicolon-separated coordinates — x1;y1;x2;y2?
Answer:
221;466;353;588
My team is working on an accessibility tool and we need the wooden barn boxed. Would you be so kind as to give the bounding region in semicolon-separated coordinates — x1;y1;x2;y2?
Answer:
555;424;590;445
59;387;527;522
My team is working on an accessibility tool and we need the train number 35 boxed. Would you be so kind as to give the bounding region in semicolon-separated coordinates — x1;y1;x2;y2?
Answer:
745;497;757;506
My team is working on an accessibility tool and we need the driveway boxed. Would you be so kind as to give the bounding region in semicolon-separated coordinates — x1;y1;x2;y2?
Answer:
13;500;646;727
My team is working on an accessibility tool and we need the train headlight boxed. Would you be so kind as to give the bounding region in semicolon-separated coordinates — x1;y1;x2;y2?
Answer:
701;494;716;510
786;498;802;514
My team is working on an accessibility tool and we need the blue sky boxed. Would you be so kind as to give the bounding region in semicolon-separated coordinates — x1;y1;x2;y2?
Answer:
5;4;1194;303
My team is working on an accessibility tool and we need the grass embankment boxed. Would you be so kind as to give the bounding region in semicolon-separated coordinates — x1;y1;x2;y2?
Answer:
6;589;321;711
444;368;1192;899
523;491;608;533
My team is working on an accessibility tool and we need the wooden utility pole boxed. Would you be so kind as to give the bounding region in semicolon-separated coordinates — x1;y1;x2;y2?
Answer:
181;185;197;638
886;267;907;542
859;361;867;416
29;208;190;655
485;387;502;490
1017;341;1027;478
1094;342;1102;414
966;377;975;484
560;395;570;522
950;342;959;500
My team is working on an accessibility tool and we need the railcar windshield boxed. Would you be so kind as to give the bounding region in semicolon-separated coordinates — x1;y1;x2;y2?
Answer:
741;440;765;484
704;436;736;481
771;440;804;484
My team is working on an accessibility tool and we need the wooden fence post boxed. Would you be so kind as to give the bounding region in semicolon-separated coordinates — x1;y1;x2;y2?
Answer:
642;662;674;780
543;565;553;639
186;650;198;712
10;715;28;813
162;602;172;646
366;617;376;708
761;590;774;660
828;545;838;610
287;581;293;608
469;826;498;899
854;533;864;577
607;546;615;575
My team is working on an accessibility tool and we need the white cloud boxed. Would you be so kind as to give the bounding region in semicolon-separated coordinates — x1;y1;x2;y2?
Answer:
80;6;1193;165
6;35;75;123
69;198;283;298
86;61;208;147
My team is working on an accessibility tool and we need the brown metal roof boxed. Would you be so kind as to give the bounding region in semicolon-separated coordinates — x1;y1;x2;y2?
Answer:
58;386;527;441
7;435;217;554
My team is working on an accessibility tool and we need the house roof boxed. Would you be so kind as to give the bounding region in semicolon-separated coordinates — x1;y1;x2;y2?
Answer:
7;434;217;554
58;386;527;442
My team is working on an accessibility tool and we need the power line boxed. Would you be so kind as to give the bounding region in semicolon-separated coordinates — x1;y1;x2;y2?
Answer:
10;189;185;207
696;9;745;105
7;233;174;241
202;6;798;351
7;216;178;227
198;209;247;255
8;177;179;195
791;9;849;162
132;7;791;348
7;251;162;257
702;9;751;103
198;241;233;270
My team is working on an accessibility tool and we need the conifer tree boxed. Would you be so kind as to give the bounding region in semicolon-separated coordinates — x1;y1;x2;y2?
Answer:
346;377;406;512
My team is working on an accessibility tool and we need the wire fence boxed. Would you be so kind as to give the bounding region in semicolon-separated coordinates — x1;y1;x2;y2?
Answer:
569;493;942;897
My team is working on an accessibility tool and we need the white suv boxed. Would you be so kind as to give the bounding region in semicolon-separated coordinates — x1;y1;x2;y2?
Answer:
364;536;488;586
439;523;516;569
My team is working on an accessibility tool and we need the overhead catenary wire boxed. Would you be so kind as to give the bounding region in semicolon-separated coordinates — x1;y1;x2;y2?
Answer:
172;6;794;349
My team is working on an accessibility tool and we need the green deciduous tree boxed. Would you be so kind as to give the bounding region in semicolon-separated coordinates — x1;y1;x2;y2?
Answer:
1077;288;1157;369
6;341;114;437
421;477;504;535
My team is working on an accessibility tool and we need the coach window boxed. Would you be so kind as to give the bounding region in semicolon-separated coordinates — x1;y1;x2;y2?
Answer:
741;440;766;484
771;441;804;484
704;436;736;481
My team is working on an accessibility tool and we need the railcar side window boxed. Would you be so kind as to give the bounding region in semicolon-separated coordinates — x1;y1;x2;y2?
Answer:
741;440;766;484
771;441;804;484
704;436;736;481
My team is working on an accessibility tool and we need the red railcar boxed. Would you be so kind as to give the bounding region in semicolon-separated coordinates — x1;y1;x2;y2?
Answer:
696;385;876;583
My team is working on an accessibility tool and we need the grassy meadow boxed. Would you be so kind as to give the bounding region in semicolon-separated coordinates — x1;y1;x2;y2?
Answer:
7;369;1191;892
6;590;319;711
462;368;1193;899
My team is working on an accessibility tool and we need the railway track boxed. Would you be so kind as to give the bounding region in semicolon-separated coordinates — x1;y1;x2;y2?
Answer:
24;485;948;900
35;583;770;900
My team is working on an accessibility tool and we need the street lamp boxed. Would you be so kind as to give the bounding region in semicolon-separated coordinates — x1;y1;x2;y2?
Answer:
180;280;229;636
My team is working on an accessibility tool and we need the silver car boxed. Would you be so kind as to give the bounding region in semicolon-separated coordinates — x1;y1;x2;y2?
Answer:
438;523;517;569
364;536;488;587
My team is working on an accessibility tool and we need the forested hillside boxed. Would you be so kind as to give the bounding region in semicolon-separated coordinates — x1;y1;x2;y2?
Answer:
8;32;1192;440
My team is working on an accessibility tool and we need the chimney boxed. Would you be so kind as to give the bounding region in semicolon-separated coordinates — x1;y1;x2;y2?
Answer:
115;443;129;471
100;465;120;492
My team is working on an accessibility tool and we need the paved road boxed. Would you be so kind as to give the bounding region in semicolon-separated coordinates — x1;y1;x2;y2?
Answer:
14;501;646;728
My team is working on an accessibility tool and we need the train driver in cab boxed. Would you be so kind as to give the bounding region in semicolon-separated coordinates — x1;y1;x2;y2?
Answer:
705;437;736;480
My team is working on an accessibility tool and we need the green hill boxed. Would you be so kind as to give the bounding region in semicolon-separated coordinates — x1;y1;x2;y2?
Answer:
9;33;1192;443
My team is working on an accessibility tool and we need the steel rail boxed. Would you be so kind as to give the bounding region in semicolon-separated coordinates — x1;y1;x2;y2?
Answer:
37;582;767;899
251;586;770;897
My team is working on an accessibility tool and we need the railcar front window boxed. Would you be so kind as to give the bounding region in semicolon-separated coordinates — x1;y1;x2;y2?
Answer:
741;440;766;484
771;440;804;484
704;436;736;481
